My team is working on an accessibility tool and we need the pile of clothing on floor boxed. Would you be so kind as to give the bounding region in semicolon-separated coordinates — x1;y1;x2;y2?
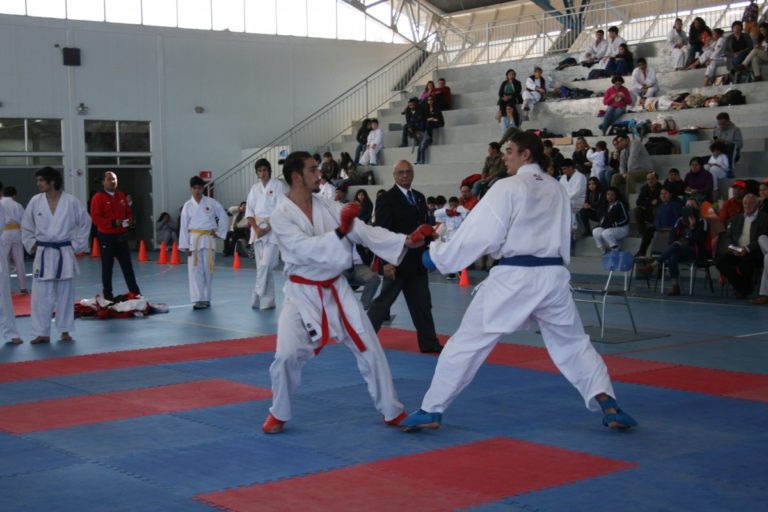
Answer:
74;293;169;319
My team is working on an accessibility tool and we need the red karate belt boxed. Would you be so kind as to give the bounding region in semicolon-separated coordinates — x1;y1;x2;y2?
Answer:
288;275;367;355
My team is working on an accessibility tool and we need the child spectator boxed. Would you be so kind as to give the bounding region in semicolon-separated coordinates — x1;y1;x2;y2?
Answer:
588;140;610;188
667;18;689;70
434;196;469;279
664;168;686;201
704;141;732;185
521;66;548;121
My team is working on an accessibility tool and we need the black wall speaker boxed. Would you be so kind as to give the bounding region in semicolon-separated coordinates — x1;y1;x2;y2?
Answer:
62;48;81;66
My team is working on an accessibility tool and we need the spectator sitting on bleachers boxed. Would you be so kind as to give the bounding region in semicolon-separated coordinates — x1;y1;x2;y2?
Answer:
593;186;630;253
334;187;348;204
497;69;522;127
359;118;384;167
459;184;479;211
687;28;723;86
599;26;626;69
559;159;586;236
434;78;452;110
664;168;686;201
715;194;768;298
316;173;335;200
610;131;653;194
630;58;659;102
687;17;710;66
704;141;732;186
473;142;506;198
354;118;372;165
418;96;444;165
500;104;518;133
639;200;708;296
735;22;768;82
634;171;663;257
587;140;610;188
579;177;606;237
719;180;748;223
668;18;689;70
419;80;436;103
521;66;548;121
400;98;424;148
426;196;437;225
599;76;632;135
759;181;768;213
320;151;340;181
684;156;715;203
543;140;565;177
604;43;634;76
714;112;744;165
354;189;374;224
572;137;590;176
581;29;608;68
726;20;753;71
434;196;469;279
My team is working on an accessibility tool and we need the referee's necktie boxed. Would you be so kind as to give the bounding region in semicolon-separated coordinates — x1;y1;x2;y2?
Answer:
407;189;416;206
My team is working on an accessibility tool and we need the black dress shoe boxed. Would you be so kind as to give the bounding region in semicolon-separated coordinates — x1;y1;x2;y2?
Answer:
420;345;443;354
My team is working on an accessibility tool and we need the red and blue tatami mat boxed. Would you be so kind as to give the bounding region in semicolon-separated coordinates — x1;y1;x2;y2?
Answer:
1;261;767;511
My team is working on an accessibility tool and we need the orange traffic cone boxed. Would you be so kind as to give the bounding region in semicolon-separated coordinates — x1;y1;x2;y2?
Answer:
91;238;101;258
233;252;241;269
170;242;181;265
458;268;470;287
156;241;168;264
138;240;148;262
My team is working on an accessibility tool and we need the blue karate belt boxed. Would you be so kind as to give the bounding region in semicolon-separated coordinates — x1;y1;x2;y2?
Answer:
37;240;72;279
498;255;564;267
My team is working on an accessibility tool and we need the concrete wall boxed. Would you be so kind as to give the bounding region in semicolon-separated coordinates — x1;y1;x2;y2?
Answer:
0;14;407;214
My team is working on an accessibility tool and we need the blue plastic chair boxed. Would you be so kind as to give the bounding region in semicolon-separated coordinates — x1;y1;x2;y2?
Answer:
573;250;638;339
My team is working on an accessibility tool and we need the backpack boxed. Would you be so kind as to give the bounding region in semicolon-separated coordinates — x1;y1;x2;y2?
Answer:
556;57;578;70
645;137;677;155
588;69;607;80
572;128;594;137
719;89;746;106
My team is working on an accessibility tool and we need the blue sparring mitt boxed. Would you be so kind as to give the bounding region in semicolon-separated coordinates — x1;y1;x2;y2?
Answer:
421;249;437;271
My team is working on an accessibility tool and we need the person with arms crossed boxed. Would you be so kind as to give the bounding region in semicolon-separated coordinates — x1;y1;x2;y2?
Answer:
245;158;286;310
261;151;433;434
399;132;637;433
21;167;91;344
179;176;229;310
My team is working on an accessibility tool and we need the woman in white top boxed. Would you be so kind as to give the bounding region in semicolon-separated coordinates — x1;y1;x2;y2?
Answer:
703;141;731;184
521;67;548;121
667;18;689;70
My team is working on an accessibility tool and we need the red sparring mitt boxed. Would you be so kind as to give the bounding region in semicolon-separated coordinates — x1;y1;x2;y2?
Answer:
339;202;361;235
409;224;437;243
446;209;459;217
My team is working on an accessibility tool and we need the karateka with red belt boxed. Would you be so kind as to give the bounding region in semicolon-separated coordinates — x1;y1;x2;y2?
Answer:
262;151;434;434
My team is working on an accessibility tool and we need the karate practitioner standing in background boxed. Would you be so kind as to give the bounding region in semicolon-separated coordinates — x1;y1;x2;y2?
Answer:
262;151;433;434
179;176;228;310
21;167;91;344
245;158;286;310
1;185;28;293
400;132;637;432
0;199;23;345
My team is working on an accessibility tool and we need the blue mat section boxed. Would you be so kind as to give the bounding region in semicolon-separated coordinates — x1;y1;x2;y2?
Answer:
103;434;351;495
0;462;215;512
0;434;84;478
44;365;201;395
0;379;85;406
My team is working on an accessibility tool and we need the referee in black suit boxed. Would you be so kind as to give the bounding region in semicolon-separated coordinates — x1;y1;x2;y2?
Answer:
367;160;443;353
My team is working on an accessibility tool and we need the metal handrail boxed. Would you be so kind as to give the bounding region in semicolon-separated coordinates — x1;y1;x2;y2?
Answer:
206;43;433;207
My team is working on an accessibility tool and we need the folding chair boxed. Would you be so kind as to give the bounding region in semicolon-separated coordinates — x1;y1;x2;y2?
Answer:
573;250;638;339
660;258;716;295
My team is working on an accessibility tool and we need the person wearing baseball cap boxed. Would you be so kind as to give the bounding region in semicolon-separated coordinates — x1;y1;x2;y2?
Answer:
719;180;748;223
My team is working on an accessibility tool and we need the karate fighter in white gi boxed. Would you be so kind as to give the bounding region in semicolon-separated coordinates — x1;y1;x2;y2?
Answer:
400;132;637;432
21;167;91;344
0;199;23;345
1;185;28;293
245;158;286;310
262;151;435;434
179;176;229;310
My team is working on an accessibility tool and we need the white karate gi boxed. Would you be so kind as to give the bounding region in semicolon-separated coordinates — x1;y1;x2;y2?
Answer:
521;76;547;110
419;163;616;414
700;37;726;78
316;182;335;201
433;206;468;241
582;37;608;63
559;171;587;213
667;28;689;69
630;66;659;100
0;205;20;341
268;195;407;422
21;193;91;337
587;149;608;181
1;196;27;291
704;153;730;183
179;195;229;303
359;128;384;166
245;178;286;309
599;35;626;68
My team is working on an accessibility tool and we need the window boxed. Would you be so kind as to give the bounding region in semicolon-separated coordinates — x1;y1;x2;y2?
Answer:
85;120;151;154
0;118;63;167
105;0;141;24
67;0;104;22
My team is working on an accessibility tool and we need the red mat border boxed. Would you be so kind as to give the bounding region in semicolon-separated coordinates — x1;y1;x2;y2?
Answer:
0;379;271;434
1;328;766;402
196;437;635;512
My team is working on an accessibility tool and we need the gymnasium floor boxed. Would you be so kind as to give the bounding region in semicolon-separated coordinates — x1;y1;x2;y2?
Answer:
1;256;767;511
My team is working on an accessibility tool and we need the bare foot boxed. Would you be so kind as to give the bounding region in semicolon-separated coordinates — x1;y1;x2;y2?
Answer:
30;336;50;345
60;332;73;342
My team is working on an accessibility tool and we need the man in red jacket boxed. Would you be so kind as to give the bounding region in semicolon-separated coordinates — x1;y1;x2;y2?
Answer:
90;171;141;301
